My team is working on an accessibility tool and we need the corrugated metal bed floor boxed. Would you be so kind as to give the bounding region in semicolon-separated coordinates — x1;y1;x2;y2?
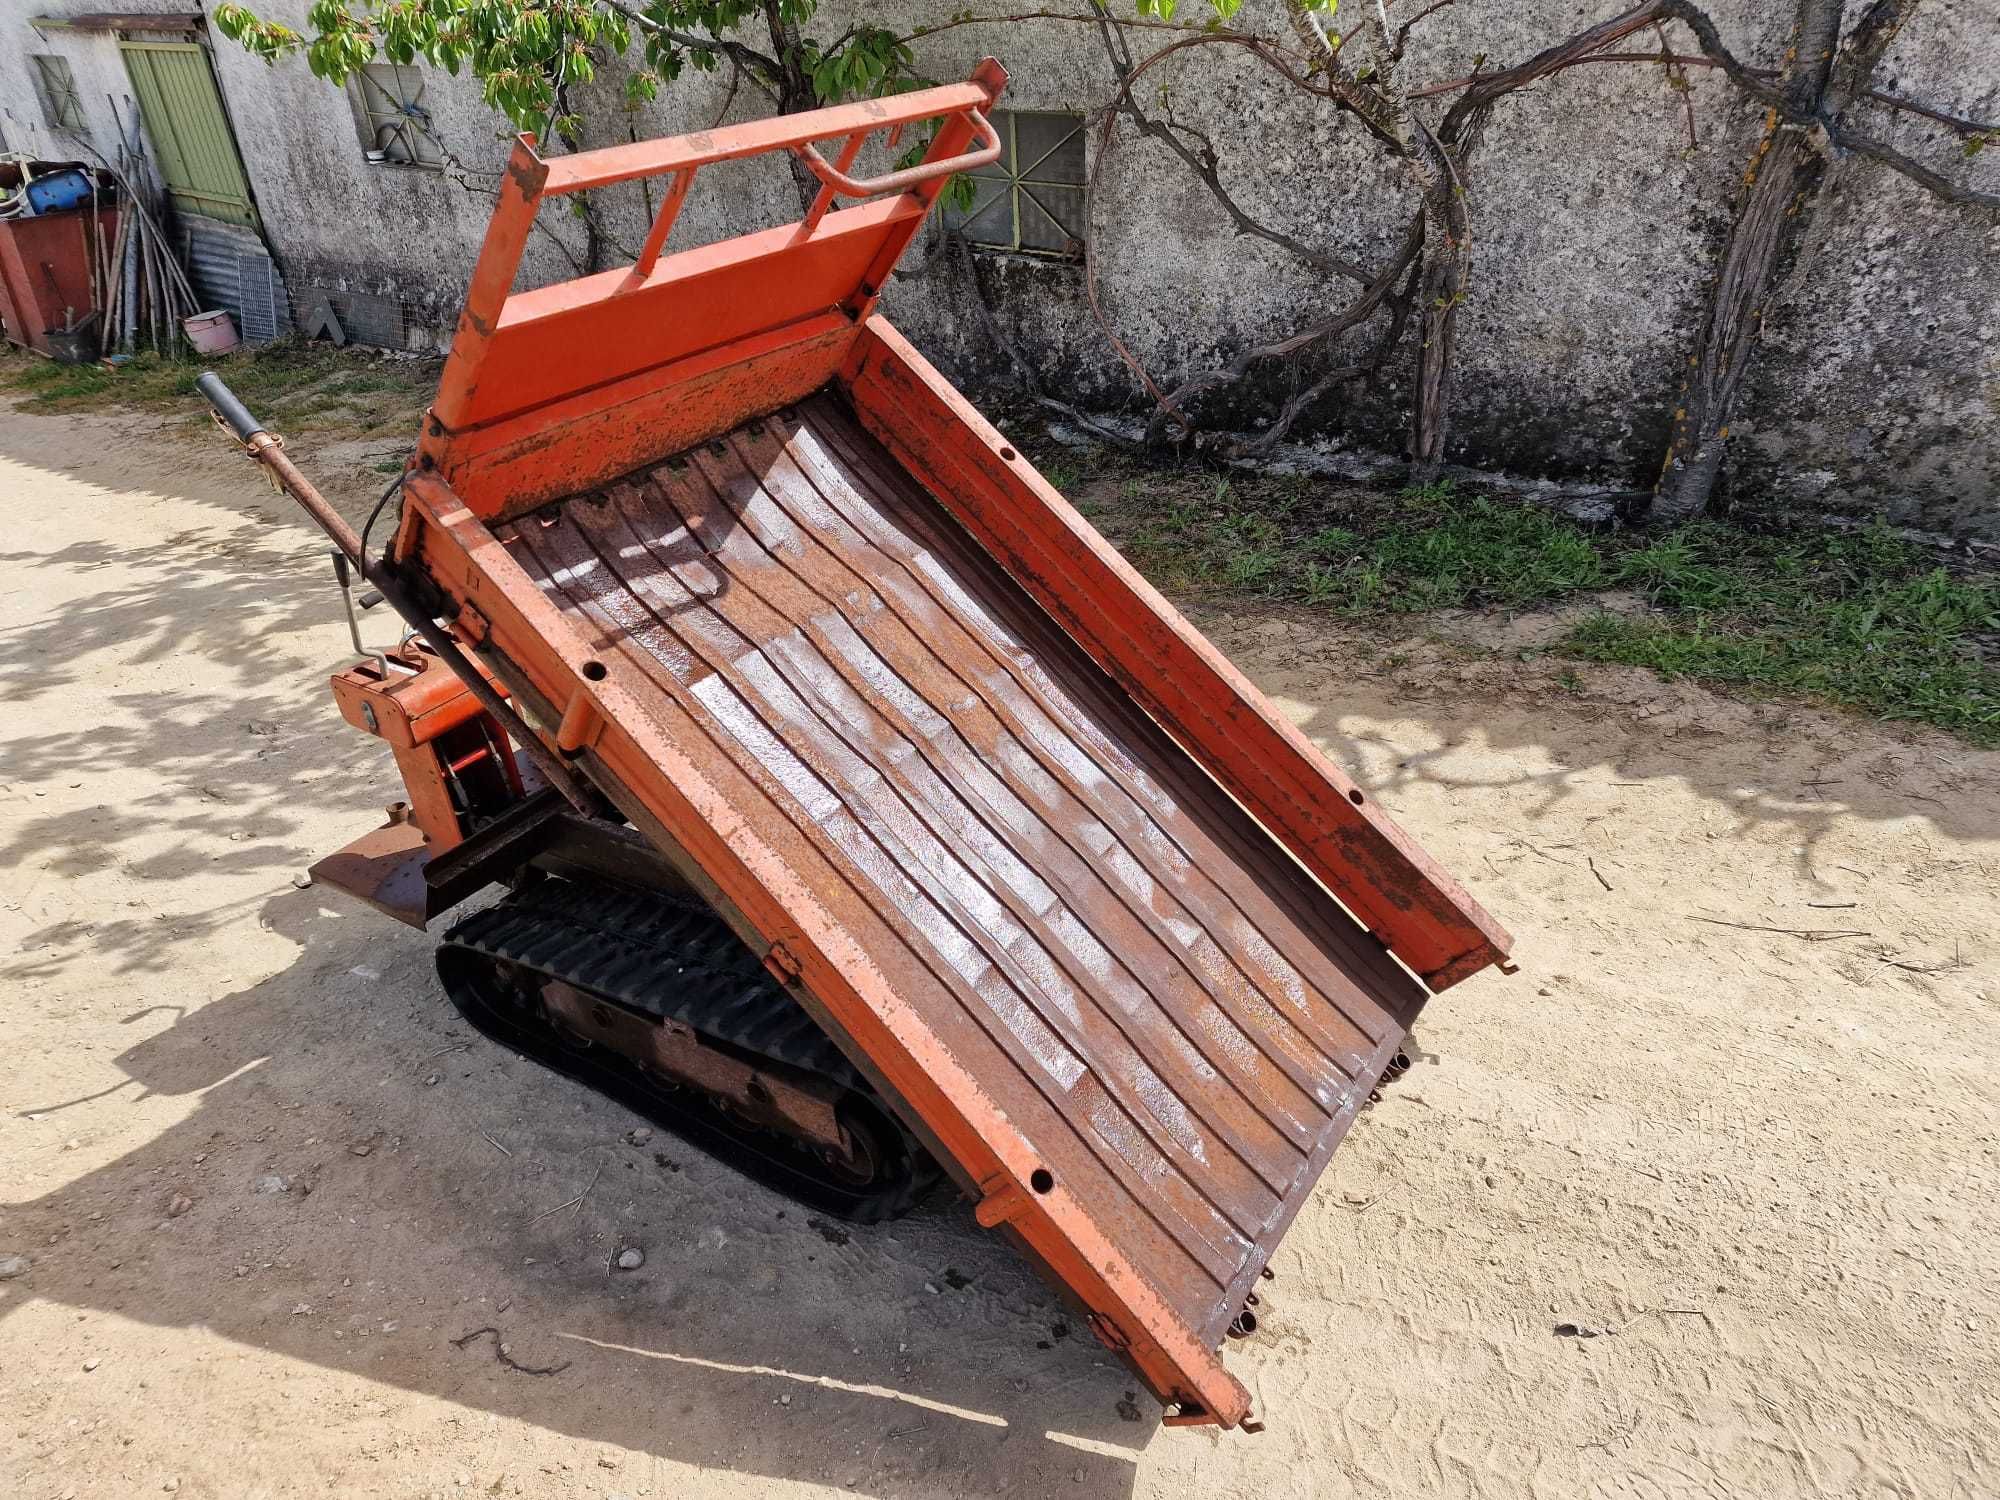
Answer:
495;393;1426;1342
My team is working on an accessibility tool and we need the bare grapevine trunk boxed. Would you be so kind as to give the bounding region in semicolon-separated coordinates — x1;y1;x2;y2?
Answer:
1650;0;1912;522
1275;0;1467;478
1651;0;1843;520
1408;130;1470;481
1412;1;1692;482
1650;130;1825;520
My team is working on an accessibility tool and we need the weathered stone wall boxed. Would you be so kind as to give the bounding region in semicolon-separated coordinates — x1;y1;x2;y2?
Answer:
6;0;1996;538
2;19;147;168
867;0;2000;541
1730;2;2000;541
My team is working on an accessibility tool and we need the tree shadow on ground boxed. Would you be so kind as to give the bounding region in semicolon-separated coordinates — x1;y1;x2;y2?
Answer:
1189;599;2000;874
2;396;1159;1496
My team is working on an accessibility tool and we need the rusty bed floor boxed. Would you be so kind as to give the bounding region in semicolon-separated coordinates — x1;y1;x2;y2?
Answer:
495;393;1426;1342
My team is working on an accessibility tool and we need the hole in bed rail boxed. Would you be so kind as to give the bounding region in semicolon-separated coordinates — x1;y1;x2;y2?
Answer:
1030;1167;1054;1194
581;660;608;682
998;445;1017;461
1347;789;1364;805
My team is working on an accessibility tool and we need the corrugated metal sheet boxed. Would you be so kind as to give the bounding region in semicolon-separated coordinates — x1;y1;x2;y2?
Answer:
182;217;290;343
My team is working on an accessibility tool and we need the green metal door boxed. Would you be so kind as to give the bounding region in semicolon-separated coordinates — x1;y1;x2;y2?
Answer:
118;41;258;228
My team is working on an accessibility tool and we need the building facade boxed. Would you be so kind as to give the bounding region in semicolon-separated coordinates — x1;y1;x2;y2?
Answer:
4;0;1997;539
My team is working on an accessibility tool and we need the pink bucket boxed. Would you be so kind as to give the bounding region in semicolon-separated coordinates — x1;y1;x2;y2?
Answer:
183;309;240;354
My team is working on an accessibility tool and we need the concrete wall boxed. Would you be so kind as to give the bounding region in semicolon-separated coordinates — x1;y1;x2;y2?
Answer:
869;0;2000;541
197;0;809;346
6;0;1997;539
2;10;162;171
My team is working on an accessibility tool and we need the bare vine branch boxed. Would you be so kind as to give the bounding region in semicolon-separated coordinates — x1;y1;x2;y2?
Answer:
1089;18;1375;285
1652;23;1700;149
1078;11;1416;435
1391;0;1458;62
1862;88;2000;138
970;0;1993;493
896;9;1245;46
1230;248;1424;459
591;0;783;78
1409;47;2000;144
1217;215;1425;455
1831;0;1914;104
709;51;746;126
1833;129;2000;207
1437;3;1703;147
1148;214;1422;444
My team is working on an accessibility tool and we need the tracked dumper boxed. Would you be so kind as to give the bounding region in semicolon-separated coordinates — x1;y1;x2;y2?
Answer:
199;62;1513;1431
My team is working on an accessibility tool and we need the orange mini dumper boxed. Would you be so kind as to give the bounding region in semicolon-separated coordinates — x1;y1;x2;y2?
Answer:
199;62;1513;1431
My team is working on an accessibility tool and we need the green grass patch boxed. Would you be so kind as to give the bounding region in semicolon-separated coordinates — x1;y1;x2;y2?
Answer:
1115;474;1623;613
1567;528;1999;742
2;338;434;432
1067;455;1999;745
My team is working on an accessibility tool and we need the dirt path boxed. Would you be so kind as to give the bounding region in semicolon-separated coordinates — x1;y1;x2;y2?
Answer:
3;394;1995;1499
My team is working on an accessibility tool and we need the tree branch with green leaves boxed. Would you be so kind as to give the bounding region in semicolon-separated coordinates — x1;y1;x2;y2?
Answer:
213;0;921;141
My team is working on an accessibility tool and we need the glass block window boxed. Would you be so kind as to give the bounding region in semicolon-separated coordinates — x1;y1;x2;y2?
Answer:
33;55;86;133
353;63;442;167
949;110;1086;258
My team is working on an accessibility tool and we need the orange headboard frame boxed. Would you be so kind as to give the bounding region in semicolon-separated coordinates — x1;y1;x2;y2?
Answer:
416;60;1008;517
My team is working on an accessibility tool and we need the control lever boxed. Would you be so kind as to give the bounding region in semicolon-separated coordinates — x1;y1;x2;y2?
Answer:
330;548;392;679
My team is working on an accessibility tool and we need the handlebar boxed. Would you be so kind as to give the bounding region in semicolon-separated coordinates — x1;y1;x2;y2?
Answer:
196;370;264;443
536;68;1005;198
790;107;1002;199
193;370;599;817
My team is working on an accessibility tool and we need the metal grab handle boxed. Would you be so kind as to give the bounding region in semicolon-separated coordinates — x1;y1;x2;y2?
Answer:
790;107;1001;200
196;371;265;443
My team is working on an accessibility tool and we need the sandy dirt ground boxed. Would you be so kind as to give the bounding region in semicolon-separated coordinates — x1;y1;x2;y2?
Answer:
2;388;1996;1500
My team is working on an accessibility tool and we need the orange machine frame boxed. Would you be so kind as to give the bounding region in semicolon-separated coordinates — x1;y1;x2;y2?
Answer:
384;66;1513;1427
310;642;528;927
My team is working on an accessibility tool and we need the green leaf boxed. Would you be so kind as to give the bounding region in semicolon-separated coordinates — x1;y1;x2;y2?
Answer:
216;0;852;152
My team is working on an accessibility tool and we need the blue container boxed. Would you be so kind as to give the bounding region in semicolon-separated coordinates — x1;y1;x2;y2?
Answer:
26;169;93;215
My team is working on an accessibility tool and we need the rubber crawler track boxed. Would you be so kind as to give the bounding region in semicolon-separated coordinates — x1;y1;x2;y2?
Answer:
438;875;938;1222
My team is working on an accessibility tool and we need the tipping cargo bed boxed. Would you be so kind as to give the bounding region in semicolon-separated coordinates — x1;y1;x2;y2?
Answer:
501;390;1427;1343
369;65;1513;1428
